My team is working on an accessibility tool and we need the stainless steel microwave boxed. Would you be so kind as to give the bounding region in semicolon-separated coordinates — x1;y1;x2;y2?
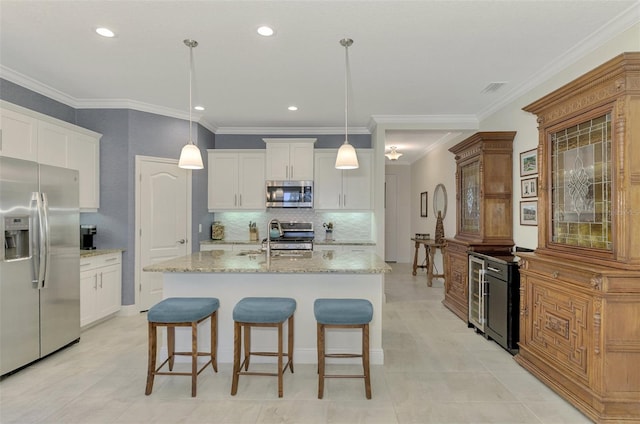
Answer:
266;181;313;208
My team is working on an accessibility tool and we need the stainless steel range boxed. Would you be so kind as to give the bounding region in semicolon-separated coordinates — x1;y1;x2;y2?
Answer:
262;221;314;251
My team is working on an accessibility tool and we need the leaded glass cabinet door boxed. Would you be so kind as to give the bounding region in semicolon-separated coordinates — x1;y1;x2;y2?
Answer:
461;160;480;235
550;113;612;251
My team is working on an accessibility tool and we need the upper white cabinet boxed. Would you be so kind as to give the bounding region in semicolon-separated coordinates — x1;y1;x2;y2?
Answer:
314;149;372;210
0;101;101;211
68;132;100;210
0;107;38;161
263;138;315;180
208;149;265;211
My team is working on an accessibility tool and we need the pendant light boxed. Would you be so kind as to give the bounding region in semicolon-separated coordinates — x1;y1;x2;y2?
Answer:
178;39;204;170
335;38;359;170
385;146;403;161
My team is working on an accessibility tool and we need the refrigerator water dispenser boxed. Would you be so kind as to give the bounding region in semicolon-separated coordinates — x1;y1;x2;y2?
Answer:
4;216;30;261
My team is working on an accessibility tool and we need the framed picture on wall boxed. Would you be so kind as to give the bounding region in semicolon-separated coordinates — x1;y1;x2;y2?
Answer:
520;148;538;176
420;192;428;217
520;200;538;226
521;177;537;198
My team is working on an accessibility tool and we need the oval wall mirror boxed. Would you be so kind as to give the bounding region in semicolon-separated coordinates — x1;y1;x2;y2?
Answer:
433;184;448;219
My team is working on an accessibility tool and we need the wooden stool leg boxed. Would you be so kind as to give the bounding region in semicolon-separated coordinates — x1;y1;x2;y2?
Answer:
317;323;325;399
231;321;241;395
288;314;294;373
277;322;284;398
210;311;218;372
167;326;175;371
363;323;371;399
412;241;419;275
243;325;251;371
145;322;157;395
191;321;198;397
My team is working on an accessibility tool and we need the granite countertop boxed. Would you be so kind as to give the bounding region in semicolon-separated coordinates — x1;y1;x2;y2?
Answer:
80;249;124;258
144;249;390;274
314;240;375;246
200;240;260;245
200;239;375;246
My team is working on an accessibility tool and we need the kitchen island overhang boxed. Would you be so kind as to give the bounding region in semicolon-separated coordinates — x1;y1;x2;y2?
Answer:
144;249;390;365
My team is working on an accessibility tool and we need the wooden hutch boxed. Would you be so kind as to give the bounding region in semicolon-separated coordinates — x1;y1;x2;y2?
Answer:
518;53;640;423
443;132;516;321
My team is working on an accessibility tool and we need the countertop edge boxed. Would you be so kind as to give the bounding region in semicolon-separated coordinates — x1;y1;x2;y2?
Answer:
80;249;125;258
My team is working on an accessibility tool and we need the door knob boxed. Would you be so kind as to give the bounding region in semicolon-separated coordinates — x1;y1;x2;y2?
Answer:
177;239;186;244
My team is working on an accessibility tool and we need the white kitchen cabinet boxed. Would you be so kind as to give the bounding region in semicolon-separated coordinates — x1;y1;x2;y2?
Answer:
314;149;372;210
0;107;38;161
263;138;315;180
80;252;122;328
68;132;100;210
37;121;68;167
207;150;265;211
0;101;101;211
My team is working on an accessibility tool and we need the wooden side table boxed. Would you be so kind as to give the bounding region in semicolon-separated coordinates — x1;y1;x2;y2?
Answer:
411;238;445;287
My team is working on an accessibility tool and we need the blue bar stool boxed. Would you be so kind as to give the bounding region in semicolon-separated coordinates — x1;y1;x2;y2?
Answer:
231;297;296;398
145;297;220;397
314;298;373;399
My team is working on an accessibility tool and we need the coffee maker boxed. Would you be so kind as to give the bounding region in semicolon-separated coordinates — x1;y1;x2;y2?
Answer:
80;225;96;250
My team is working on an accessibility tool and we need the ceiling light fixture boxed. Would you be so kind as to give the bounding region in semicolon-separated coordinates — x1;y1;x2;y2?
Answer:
194;105;205;111
95;27;115;38
385;146;403;161
288;106;298;111
335;38;358;170
178;39;204;170
257;26;275;37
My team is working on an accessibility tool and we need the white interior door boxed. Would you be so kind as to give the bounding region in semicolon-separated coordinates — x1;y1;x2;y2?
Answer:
385;174;398;262
137;157;190;311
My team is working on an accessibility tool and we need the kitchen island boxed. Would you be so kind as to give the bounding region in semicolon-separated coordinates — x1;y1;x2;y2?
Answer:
144;249;390;364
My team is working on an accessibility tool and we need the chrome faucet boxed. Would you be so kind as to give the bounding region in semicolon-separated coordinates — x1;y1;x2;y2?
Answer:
266;218;282;260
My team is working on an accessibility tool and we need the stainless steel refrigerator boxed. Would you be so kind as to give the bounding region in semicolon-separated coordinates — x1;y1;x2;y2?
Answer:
1;157;80;376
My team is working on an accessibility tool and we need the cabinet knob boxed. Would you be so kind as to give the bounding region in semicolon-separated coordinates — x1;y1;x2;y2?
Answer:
552;271;559;279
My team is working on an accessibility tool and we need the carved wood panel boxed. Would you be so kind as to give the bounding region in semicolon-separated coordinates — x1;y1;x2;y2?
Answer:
529;281;591;382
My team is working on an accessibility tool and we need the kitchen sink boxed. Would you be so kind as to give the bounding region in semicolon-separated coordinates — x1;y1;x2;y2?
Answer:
235;250;264;256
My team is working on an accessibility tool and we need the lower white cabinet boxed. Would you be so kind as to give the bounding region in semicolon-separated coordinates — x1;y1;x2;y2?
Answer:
80;252;122;327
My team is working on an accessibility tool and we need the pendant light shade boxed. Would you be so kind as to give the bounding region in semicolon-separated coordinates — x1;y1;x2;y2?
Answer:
336;142;359;169
178;143;204;169
335;38;359;170
178;39;204;170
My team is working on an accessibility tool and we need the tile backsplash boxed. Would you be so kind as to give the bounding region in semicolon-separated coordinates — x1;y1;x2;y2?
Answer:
212;210;373;242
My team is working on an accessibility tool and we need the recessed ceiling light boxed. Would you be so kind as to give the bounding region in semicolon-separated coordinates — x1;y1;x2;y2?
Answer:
194;106;205;111
95;27;115;38
257;26;275;37
288;106;298;111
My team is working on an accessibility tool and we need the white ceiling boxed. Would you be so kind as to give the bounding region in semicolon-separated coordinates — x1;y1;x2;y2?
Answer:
1;0;638;164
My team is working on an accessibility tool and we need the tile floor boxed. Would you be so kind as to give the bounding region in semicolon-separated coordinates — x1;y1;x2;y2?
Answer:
0;263;592;423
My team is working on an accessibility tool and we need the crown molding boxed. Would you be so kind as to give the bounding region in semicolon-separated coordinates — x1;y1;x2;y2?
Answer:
477;1;640;121
1;65;78;107
215;126;370;135
369;114;479;130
